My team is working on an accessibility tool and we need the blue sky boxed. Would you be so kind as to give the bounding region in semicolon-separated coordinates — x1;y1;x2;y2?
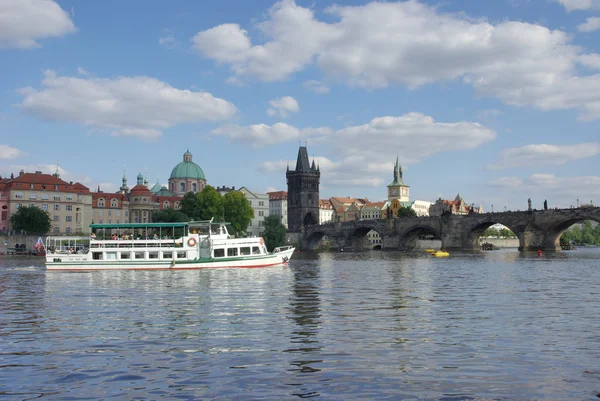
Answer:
1;0;599;211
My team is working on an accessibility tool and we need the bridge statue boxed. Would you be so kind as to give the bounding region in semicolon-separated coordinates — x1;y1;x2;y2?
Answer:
300;207;600;252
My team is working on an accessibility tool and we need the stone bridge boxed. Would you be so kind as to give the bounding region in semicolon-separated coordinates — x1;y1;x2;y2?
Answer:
300;207;600;251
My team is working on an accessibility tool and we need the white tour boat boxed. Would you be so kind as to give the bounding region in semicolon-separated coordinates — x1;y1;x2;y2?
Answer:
45;220;295;271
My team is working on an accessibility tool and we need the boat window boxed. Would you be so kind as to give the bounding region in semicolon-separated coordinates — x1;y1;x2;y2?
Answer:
106;252;117;260
120;252;131;259
162;251;172;259
148;252;158;259
135;252;145;259
240;247;251;256
92;252;103;260
252;246;261;255
177;251;186;259
227;248;238;257
214;248;225;258
199;226;209;235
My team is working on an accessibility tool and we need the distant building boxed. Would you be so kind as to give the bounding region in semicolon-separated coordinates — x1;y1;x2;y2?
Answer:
287;145;320;232
318;199;334;224
330;197;368;222
215;185;236;196
387;155;410;202
0;169;92;234
429;194;483;216
239;187;269;237
360;201;386;220
268;191;288;228
168;150;207;196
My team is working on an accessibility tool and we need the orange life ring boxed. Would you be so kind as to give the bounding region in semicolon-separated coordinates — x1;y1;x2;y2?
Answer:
188;237;197;247
260;237;265;246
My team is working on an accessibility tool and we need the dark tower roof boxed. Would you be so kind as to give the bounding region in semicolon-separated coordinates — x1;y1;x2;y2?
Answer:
295;146;312;172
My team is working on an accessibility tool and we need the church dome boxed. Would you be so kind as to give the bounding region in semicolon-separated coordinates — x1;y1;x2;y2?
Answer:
169;150;205;180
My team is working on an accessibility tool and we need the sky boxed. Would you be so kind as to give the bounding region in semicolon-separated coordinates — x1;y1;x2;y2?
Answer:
1;0;599;212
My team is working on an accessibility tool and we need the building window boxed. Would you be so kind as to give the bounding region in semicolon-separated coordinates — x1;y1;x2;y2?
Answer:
111;199;118;207
108;210;112;216
98;199;105;207
66;216;72;222
54;204;60;211
180;182;185;192
29;193;36;200
192;183;197;192
66;205;73;211
54;195;60;201
42;204;48;211
259;201;264;206
53;227;60;233
15;192;23;199
116;211;120;216
258;211;264;217
99;210;103;216
66;227;72;233
66;194;73;201
41;194;48;200
54;215;60;222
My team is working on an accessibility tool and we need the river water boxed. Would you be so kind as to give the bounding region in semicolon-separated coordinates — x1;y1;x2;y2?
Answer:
1;249;599;400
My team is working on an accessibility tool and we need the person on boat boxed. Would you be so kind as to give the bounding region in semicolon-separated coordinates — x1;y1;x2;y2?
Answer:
90;232;96;239
153;233;159;240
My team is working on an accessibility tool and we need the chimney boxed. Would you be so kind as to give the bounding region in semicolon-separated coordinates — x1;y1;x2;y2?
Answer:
19;170;24;176
35;171;42;175
70;181;73;185
232;186;235;190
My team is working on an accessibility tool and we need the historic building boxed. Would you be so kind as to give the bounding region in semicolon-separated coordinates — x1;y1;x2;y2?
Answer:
286;146;320;232
387;155;410;202
0;170;92;234
168;150;207;196
318;199;334;224
268;191;288;228
429;194;482;216
239;187;270;237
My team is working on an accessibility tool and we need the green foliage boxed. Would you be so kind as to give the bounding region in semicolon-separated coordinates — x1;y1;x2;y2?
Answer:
222;191;254;237
561;220;600;245
180;192;202;220
152;208;189;223
263;215;287;251
196;185;224;221
10;206;52;234
396;206;417;218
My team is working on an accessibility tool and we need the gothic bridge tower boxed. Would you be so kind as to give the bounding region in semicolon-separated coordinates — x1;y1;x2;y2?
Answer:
287;146;320;232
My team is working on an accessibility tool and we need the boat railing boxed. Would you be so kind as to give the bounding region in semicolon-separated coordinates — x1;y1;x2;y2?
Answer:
273;245;294;253
90;238;180;249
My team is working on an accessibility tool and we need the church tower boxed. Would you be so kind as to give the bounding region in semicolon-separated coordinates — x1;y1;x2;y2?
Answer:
287;145;320;232
387;155;410;202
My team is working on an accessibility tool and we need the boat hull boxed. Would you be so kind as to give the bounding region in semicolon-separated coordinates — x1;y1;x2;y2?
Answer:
46;248;295;271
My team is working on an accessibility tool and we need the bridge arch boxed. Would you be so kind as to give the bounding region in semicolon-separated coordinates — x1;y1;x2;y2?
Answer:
462;220;522;251
346;222;386;251
397;225;441;250
545;215;600;249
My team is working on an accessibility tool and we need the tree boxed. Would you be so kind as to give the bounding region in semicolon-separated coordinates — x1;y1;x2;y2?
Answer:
263;215;287;251
498;228;517;238
482;227;500;238
396;206;417;218
10;206;51;234
152;208;189;223
222;191;254;237
180;192;202;220
197;185;224;221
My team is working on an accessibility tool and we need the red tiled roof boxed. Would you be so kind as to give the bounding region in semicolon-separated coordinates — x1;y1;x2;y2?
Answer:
268;190;287;200
130;184;151;194
3;172;90;194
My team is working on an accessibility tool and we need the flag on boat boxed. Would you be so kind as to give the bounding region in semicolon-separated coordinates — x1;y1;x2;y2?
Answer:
34;237;43;250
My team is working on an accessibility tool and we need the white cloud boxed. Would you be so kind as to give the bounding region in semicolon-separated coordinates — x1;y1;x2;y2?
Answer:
255;112;495;188
488;143;600;169
303;80;330;94
558;0;600;11
267;96;300;118
18;70;237;141
159;30;177;49
579;53;600;69
577;17;600;32
488;176;524;188
211;122;330;147
0;0;76;48
331;113;496;163
0;145;24;160
193;0;600;120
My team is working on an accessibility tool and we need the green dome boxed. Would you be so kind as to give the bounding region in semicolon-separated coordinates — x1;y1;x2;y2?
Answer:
170;150;205;180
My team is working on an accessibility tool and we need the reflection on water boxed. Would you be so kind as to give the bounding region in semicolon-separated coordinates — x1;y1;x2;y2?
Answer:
1;249;600;400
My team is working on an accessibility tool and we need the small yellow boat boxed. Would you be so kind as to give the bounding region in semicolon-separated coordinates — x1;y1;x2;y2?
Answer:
432;250;450;257
424;248;436;253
